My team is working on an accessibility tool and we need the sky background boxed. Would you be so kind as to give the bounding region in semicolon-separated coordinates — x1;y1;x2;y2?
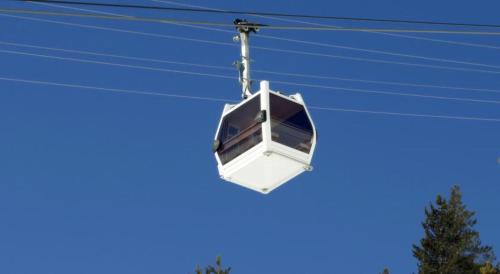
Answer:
1;0;500;273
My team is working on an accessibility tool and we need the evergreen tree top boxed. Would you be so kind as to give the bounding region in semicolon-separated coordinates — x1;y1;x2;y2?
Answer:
413;185;495;274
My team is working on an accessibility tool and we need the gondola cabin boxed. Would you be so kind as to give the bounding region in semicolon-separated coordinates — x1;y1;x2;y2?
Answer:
213;81;317;194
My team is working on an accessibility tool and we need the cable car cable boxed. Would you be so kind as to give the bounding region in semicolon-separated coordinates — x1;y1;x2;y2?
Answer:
3;8;500;35
3;40;500;95
2;47;500;105
270;80;500;105
19;0;500;29
255;34;500;70
256;14;500;50
13;3;500;72
5;13;500;76
0;13;237;46
2;75;500;123
0;48;235;79
166;19;500;70
0;76;233;102
0;40;237;70
31;0;123;16
308;105;500;122
47;0;499;60
118;9;500;72
152;0;500;51
251;44;500;75
254;69;500;95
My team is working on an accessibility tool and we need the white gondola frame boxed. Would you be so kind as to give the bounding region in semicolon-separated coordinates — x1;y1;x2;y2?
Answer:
214;81;317;194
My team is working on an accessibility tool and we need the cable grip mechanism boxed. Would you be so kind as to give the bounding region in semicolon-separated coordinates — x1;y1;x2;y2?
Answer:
233;19;263;99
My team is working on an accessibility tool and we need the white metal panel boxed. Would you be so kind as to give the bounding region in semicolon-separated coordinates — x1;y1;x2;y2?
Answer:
218;141;266;177
224;152;307;194
268;141;312;165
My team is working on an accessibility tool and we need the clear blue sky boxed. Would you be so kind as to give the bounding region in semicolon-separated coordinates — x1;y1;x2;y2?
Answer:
1;0;499;273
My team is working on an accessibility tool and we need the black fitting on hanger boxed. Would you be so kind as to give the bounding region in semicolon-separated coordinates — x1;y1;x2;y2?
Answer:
234;18;264;33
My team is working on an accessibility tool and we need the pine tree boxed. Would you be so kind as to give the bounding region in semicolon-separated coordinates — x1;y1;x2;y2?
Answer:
413;186;495;274
195;256;231;274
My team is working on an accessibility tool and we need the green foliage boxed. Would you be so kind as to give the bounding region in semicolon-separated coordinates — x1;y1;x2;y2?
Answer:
413;186;495;274
480;262;500;274
195;256;231;274
379;267;390;274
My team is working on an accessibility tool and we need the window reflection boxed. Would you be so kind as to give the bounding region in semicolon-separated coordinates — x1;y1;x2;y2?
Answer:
270;94;314;153
217;95;263;164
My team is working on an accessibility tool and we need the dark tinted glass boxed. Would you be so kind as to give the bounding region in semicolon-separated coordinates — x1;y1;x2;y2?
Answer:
270;94;314;153
217;95;262;165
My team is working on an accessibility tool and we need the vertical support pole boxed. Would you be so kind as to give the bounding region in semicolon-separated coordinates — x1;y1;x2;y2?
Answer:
234;19;259;99
239;30;252;99
259;81;271;153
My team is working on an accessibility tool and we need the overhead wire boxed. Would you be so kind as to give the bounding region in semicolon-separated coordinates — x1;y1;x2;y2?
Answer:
0;40;237;70
20;0;500;29
3;8;500;35
251;45;500;75
4;2;500;106
309;106;500;122
35;0;500;53
140;7;500;71
255;69;500;95
151;0;500;64
2;75;500;123
254;7;500;50
20;2;500;74
152;0;500;50
4;2;500;121
5;9;500;75
0;13;237;46
1;3;498;124
3;40;500;95
30;0;123;16
143;1;500;71
0;76;233;102
0;48;235;80
2;47;500;105
270;80;500;105
0;7;247;27
255;34;500;70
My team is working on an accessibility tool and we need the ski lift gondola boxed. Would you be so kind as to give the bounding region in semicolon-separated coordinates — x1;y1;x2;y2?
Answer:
212;19;317;194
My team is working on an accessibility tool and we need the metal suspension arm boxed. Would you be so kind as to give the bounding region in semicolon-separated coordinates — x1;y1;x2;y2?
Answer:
234;19;260;99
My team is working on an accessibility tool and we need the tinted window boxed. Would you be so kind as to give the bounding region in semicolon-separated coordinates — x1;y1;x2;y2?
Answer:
270;94;314;153
217;95;262;165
